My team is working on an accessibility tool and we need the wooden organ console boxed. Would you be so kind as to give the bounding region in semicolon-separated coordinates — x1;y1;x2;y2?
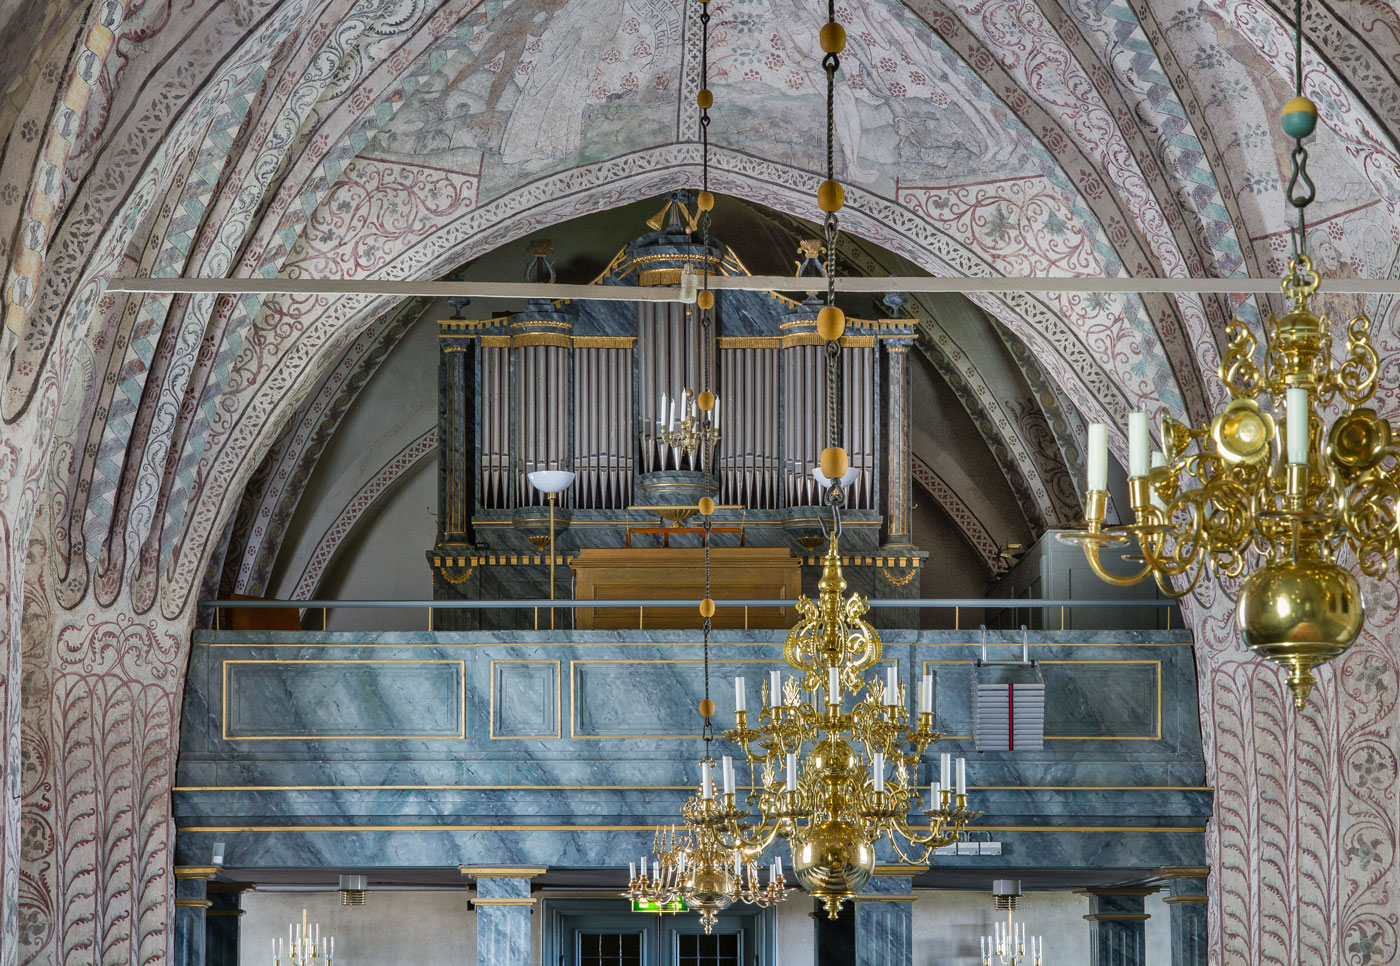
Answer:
430;197;923;629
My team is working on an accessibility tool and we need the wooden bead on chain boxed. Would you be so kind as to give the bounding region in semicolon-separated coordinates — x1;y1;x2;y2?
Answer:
699;597;716;618
697;289;715;310
820;446;849;479
820;22;846;53
698;497;715;516
696;190;715;211
699;698;715;717
697;391;715;412
817;179;844;213
816;305;845;341
697;88;713;110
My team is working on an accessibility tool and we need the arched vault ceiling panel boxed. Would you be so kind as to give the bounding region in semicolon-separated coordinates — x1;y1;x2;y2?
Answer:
1155;1;1400;291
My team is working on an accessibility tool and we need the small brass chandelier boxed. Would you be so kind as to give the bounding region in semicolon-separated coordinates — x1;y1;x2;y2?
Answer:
1062;0;1389;709
981;880;1042;966
656;388;722;461
624;500;790;931
695;2;977;918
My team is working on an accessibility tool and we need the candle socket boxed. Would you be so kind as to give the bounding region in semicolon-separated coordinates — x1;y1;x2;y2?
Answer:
1085;489;1109;529
1287;463;1310;505
1128;476;1152;512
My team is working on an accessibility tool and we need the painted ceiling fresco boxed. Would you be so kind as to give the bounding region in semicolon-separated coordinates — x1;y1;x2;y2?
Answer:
2;0;1400;963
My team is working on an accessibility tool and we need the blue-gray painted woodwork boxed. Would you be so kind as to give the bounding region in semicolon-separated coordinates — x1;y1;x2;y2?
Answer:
174;874;211;966
1084;892;1149;966
175;629;1208;877
475;877;533;966
854;876;914;966
222;659;465;739
1165;875;1207;966
882;338;914;547
205;886;247;966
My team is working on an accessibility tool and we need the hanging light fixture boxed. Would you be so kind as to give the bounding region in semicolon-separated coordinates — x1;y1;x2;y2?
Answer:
981;880;1042;966
1061;0;1389;709
625;11;788;928
624;498;791;931
696;2;977;918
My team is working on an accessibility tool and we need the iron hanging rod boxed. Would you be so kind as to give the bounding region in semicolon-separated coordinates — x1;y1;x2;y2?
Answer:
104;274;1400;299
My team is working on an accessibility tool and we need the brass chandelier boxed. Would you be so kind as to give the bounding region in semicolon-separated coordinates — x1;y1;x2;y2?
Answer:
1061;0;1387;709
623;500;791;931
693;0;976;918
625;4;788;929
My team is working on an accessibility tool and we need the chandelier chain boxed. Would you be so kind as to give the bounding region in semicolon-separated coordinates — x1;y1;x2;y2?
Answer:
1286;0;1314;252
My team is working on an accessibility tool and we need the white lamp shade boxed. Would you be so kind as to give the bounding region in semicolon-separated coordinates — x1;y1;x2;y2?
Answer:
811;466;860;490
527;470;576;494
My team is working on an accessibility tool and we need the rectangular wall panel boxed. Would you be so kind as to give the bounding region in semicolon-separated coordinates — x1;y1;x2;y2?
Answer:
492;660;561;738
925;660;1160;740
222;660;465;740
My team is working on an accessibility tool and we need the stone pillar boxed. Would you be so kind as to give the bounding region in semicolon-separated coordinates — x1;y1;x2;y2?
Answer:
464;867;544;966
205;882;252;966
1157;869;1208;966
173;867;218;966
854;871;917;966
881;330;916;548
1080;889;1153;966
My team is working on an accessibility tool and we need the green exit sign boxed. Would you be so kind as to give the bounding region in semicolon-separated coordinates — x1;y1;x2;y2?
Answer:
631;898;689;913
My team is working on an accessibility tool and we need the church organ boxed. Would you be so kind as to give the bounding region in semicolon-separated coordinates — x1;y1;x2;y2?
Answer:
430;199;922;627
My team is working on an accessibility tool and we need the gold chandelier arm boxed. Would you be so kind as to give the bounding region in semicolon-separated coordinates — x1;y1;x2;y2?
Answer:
1079;537;1153;587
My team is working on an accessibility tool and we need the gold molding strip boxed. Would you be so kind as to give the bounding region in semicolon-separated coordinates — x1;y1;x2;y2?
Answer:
179;823;1205;834
171;783;1212;792
473;898;537;906
462;867;547;878
852;895;918;902
1163;896;1209;905
174;867;221;879
872;865;927;877
174;899;215;909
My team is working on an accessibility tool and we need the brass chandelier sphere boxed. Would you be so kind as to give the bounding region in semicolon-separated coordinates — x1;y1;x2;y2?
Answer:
1236;559;1362;706
791;819;876;899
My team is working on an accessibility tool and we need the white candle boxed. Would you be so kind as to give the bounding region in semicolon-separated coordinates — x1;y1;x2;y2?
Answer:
769;670;782;705
785;752;797;792
885;666;898;706
722;755;735;795
659;392;667;426
669;398;677;431
1150;451;1167;510
931;779;942;805
1287;387;1309;464
828;667;840;704
921;674;933;714
701;761;713;799
873;752;885;792
776;856;783;878
956;756;967;795
629;860;636;880
940;752;952;789
1128;411;1150;477
273;938;278;964
735;676;746;713
329;937;334;959
713;395;720;426
1087;423;1108;490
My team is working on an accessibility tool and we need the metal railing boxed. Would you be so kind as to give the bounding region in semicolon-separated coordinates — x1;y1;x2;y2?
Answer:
200;597;1181;632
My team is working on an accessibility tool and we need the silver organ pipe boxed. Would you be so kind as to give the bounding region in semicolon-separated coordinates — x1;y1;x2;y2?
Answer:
637;302;703;472
514;341;571;507
719;344;780;509
479;342;511;510
574;344;634;508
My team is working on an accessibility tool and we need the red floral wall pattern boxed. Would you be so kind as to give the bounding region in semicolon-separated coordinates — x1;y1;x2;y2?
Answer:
1;1;1399;964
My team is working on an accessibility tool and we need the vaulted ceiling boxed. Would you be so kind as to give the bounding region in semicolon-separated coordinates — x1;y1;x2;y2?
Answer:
3;0;1400;622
